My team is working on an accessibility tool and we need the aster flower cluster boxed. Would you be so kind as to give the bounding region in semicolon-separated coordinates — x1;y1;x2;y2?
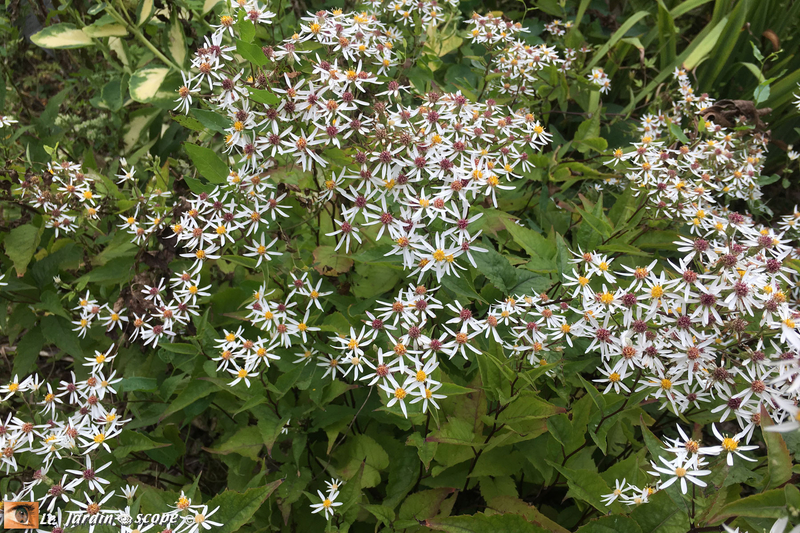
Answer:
550;217;798;436
169;2;564;285
0;359;128;530
364;0;459;26
0;365;223;533
608;69;767;207
1;353;125;476
15;160;105;238
467;13;609;97
18;2;590;429
603;423;758;507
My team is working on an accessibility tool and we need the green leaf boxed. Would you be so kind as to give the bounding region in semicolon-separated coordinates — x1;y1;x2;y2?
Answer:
336;434;390;487
697;0;750;89
399;488;455;521
4;223;41;276
576;206;613;239
636;230;679;250
173;114;205;132
159;379;219;420
192;109;232;133
13;325;44;376
597;243;649;257
711;488;787;521
671;0;713;17
757;174;782;186
578;375;605;411
683;16;729;69
425;512;550;532
502;219;557;259
237;39;269;67
761;407;793;489
477;350;510;402
548;462;615;513
445;64;478;90
668;122;690;144
168;13;187;68
114;430;172;459
472;244;518;293
100;77;125;112
31;23;94;49
586;11;649;70
248;88;280;105
630;490;690;533
441;274;488;304
363;504;395;527
41;315;83;358
120;377;158;392
129;66;171;103
577;516;643;533
137;0;155;26
313;245;354;276
486;496;570;533
555;232;570;283
656;0;676;70
184;142;229;184
204;482;283;533
221;255;258;269
576;137;608;152
159;343;198;354
754;81;771;105
75;256;135;289
205;426;264;461
406;433;437;471
640;416;669;463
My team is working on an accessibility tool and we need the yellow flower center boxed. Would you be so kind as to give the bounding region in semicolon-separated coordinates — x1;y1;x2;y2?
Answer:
722;437;738;452
651;285;664;298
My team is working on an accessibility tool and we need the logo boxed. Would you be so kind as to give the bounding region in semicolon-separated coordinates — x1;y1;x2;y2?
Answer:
3;502;39;529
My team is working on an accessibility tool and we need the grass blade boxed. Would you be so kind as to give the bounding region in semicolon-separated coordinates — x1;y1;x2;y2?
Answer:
586;11;650;71
698;0;750;89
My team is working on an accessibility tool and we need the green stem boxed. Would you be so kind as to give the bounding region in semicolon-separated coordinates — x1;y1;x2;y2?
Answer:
107;6;182;71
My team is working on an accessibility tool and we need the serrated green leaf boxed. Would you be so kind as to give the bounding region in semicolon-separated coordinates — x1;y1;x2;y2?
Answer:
204;482;283;533
184;142;229;183
5;224;41;276
249;87;280;105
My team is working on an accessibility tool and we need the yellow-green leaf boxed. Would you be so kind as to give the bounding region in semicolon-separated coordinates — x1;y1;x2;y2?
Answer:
137;0;155;26
31;23;94;49
129;66;171;103
168;14;187;68
83;23;128;38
